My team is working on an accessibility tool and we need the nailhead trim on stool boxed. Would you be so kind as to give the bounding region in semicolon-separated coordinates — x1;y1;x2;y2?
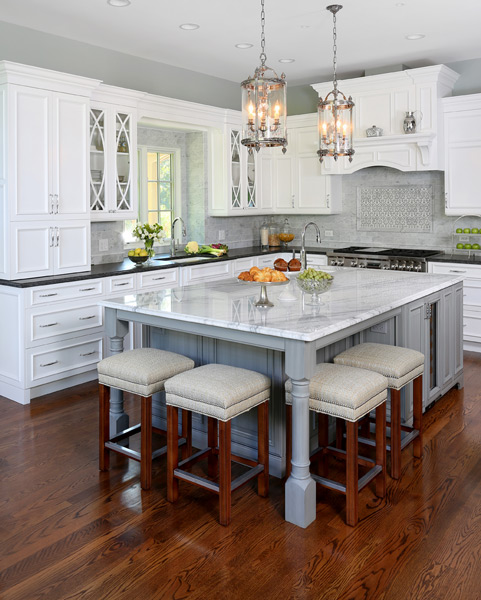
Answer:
285;363;388;526
165;364;270;526
334;343;424;479
98;348;195;490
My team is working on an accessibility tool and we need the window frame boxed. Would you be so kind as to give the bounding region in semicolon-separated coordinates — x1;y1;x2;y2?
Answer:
124;145;182;250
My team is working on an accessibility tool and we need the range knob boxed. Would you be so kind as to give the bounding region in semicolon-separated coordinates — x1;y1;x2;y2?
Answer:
391;261;398;270
359;263;366;268
406;261;414;271
415;264;422;272
399;261;406;270
350;259;358;267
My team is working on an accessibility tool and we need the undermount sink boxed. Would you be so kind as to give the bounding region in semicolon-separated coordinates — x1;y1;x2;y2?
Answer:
156;255;215;264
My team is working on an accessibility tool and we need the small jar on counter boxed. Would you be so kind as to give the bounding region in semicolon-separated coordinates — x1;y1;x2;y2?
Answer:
268;218;281;248
279;217;295;248
260;219;269;250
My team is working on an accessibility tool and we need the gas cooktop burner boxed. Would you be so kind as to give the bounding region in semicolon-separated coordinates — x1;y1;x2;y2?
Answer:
333;247;441;258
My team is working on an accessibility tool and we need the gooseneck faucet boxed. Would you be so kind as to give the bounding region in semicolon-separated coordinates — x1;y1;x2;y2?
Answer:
171;217;187;256
300;222;322;270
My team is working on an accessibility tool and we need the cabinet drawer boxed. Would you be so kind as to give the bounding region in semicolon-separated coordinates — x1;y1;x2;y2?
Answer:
182;261;233;285
463;311;481;343
107;274;136;294
429;262;481;279
27;336;102;384
27;302;103;345
233;257;255;276
29;279;104;307
136;268;179;290
306;254;328;268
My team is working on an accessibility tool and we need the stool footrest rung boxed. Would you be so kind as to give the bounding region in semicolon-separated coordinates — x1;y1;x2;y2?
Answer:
231;453;258;469
400;428;419;449
178;447;211;469
231;465;264;491
105;441;140;462
174;468;220;493
312;463;382;494
312;445;375;470
110;423;141;443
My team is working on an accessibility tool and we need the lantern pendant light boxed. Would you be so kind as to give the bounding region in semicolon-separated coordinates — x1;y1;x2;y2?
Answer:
318;4;354;163
241;0;287;153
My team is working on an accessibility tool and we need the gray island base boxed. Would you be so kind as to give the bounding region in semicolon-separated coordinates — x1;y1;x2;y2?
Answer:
101;267;464;529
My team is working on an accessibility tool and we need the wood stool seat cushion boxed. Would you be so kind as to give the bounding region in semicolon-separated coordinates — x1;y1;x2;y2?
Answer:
165;364;271;422
333;343;424;390
285;363;388;422
97;348;195;397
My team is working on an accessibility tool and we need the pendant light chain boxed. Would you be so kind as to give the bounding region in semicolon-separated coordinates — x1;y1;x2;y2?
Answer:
260;0;266;67
332;10;338;93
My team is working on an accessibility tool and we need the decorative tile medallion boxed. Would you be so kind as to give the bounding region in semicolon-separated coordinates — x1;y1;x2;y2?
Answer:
357;186;433;232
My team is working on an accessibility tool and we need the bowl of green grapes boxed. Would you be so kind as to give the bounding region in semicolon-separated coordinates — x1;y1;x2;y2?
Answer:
296;268;333;302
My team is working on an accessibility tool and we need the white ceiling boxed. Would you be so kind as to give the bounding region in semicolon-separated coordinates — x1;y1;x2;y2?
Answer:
1;0;480;85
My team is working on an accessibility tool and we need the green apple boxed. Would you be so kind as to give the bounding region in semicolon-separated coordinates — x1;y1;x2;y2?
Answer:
464;228;471;234
464;244;472;249
456;228;463;233
456;243;464;249
472;228;479;234
473;243;480;250
128;250;135;256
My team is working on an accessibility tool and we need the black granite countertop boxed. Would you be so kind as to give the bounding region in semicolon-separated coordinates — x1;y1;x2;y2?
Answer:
0;246;328;288
427;253;481;265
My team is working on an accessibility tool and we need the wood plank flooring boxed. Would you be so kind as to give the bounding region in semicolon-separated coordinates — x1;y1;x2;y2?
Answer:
1;353;481;599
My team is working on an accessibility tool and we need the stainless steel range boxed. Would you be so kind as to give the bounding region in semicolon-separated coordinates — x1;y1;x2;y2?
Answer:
327;247;442;272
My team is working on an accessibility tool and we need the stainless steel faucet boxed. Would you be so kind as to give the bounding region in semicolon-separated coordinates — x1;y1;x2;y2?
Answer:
171;217;187;256
300;222;322;270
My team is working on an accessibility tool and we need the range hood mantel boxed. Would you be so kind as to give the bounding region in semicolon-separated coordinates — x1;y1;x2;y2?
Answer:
311;65;459;174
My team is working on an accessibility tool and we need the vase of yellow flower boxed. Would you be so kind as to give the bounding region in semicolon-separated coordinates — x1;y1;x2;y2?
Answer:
132;222;165;263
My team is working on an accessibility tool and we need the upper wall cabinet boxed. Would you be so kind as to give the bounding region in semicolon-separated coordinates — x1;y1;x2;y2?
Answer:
258;124;341;215
0;61;100;280
443;94;481;216
312;65;460;173
89;101;138;220
9;85;89;220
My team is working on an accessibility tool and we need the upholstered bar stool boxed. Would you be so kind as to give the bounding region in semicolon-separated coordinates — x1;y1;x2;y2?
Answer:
334;343;424;480
98;348;194;490
285;363;388;526
165;364;270;526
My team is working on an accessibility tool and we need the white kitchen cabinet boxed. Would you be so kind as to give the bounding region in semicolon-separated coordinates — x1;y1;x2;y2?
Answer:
89;101;138;220
429;260;481;353
11;221;90;279
443;95;481;215
9;85;89;220
226;124;261;214
258;126;342;215
181;260;233;286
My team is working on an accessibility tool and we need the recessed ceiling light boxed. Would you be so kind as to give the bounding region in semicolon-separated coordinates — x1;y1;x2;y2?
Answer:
107;0;131;6
235;43;253;49
405;34;425;40
395;2;405;6
300;25;310;29
179;23;200;30
279;59;295;64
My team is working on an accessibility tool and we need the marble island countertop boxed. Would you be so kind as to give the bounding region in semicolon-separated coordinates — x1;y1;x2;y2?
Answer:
101;267;463;343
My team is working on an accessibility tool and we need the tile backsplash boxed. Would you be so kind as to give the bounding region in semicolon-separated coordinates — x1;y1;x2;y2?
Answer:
92;165;460;264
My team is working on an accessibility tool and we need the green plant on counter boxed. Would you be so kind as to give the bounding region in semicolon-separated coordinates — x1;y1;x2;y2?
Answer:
132;223;165;258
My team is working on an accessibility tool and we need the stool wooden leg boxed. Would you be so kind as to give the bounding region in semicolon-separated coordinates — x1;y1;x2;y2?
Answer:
257;401;269;498
413;375;423;459
336;418;345;450
390;389;402;480
140;396;152;490
317;413;329;478
346;420;358;527
219;419;232;526
167;405;179;503
99;384;110;472
285;404;292;479
181;409;192;460
208;417;218;478
375;402;386;499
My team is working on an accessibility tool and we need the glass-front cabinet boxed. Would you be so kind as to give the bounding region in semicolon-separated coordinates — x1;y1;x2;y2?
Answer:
89;103;137;220
227;126;258;213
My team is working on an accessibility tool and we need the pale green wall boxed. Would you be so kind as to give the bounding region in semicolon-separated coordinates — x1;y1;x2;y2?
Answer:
0;21;240;109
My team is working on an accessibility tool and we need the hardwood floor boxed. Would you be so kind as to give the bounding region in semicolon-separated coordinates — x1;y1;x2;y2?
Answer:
1;353;481;600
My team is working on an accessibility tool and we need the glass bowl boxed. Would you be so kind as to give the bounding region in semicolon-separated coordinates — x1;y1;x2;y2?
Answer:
296;276;333;303
128;255;149;266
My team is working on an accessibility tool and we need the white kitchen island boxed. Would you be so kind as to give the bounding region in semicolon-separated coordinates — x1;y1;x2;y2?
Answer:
101;267;464;529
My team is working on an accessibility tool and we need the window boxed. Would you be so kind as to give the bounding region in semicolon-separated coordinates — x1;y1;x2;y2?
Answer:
124;146;180;246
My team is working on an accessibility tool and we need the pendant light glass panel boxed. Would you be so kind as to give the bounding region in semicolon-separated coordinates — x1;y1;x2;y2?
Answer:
318;91;354;162
241;70;287;150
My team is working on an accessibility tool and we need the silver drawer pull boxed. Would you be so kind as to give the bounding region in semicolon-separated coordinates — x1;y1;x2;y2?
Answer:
114;282;130;286
449;269;466;273
152;277;166;281
39;322;58;328
80;350;96;357
39;293;58;298
79;287;96;292
79;315;96;320
464;324;467;328
40;360;58;367
463;294;467;297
